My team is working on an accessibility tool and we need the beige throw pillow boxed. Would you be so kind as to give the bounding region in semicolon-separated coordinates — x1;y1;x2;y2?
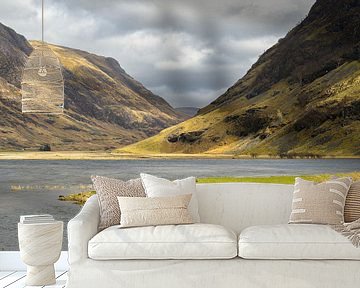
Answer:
289;177;352;225
118;194;194;228
344;181;360;223
91;176;146;230
140;173;200;222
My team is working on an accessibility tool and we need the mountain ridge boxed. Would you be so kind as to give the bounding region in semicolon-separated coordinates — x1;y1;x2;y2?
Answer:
0;22;185;151
118;0;360;157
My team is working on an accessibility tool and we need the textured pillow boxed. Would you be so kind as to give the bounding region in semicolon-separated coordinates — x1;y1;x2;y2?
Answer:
140;173;200;222
289;177;352;225
344;181;360;223
91;176;146;230
118;194;194;228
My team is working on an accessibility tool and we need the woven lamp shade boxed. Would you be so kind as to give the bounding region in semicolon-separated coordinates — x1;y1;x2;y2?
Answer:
21;44;64;114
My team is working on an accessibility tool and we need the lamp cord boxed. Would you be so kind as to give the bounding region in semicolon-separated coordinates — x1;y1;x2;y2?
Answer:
42;0;44;44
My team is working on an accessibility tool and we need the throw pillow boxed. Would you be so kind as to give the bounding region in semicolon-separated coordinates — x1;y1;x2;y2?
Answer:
91;175;146;230
344;181;360;223
140;173;200;222
289;177;352;225
118;194;194;228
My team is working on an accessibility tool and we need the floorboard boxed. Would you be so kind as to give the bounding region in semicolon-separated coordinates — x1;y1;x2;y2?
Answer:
0;271;67;288
0;273;15;281
0;272;26;288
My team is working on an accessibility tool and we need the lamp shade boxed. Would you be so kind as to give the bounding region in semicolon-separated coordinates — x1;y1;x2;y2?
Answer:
21;44;64;114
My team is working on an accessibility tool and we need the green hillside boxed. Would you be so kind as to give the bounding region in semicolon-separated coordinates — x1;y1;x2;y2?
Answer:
0;24;185;151
117;0;360;157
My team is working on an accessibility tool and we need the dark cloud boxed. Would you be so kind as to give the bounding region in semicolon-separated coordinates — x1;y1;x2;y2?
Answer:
0;0;315;107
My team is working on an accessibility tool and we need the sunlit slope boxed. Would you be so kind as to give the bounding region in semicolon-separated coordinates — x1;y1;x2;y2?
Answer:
118;61;360;156
0;22;185;151
117;0;360;156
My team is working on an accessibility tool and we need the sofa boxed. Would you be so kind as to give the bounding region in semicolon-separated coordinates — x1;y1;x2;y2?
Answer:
66;183;360;288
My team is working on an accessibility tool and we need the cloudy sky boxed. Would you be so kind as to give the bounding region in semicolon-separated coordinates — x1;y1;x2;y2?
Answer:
0;0;315;108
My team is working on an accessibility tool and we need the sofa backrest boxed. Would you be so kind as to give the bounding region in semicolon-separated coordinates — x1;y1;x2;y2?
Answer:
196;183;293;233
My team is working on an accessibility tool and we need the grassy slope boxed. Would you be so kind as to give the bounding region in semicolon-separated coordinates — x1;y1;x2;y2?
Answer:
0;29;185;151
198;171;360;184
117;61;360;156
116;1;360;157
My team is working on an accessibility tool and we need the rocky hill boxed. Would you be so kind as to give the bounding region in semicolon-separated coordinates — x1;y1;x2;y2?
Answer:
119;0;360;157
0;23;185;151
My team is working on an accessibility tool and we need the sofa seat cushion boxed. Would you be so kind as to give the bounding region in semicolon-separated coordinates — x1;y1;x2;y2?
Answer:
89;223;237;260
238;224;360;260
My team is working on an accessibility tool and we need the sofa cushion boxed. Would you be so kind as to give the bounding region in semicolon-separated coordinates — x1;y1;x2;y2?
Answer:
289;177;352;225
88;223;237;260
238;224;360;260
118;194;193;228
140;173;200;222
345;181;360;223
91;176;146;230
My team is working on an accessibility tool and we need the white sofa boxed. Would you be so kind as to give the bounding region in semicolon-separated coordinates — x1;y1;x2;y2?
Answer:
66;183;360;288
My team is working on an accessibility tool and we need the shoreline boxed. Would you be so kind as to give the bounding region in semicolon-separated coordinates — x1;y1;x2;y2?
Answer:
59;172;360;205
0;151;359;160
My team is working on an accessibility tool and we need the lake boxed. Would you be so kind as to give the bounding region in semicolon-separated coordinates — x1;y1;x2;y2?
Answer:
0;158;359;250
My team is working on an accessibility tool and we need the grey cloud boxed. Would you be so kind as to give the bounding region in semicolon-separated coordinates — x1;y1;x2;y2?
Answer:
0;0;315;107
52;0;313;39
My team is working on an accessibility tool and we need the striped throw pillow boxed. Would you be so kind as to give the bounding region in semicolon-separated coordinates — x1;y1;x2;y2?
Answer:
289;177;352;225
344;181;360;223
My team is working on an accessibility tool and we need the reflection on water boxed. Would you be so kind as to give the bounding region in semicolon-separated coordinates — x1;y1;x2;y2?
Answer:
0;158;359;251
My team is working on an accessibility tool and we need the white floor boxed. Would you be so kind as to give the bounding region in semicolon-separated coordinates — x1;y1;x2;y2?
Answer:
0;271;67;288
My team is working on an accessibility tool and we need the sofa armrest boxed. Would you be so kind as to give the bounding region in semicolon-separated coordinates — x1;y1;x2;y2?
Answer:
67;195;100;264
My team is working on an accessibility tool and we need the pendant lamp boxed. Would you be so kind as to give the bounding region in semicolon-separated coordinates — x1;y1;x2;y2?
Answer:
21;0;64;114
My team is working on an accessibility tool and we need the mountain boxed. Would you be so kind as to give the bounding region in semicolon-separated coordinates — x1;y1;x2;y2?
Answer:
175;107;199;118
118;0;360;157
0;23;185;151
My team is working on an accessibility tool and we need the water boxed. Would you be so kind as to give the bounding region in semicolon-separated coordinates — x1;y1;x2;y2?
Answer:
0;158;359;251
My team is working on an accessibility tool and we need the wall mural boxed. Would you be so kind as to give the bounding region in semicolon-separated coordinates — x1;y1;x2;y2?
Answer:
0;0;359;251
